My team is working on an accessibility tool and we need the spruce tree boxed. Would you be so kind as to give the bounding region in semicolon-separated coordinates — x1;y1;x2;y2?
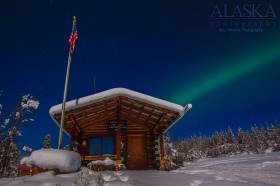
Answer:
43;134;51;149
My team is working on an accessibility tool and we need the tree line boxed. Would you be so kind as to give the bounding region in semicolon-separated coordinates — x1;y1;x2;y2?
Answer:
172;125;280;164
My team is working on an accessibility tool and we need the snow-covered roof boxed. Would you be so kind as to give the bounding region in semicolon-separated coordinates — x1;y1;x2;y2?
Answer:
49;88;192;134
50;88;187;116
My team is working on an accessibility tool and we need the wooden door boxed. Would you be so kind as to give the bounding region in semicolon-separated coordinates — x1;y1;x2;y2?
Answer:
126;134;147;169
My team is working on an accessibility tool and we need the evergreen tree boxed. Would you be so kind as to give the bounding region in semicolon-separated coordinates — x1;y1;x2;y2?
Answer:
43;134;51;149
226;127;235;143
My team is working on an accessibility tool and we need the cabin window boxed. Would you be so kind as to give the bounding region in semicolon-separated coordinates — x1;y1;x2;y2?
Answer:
89;136;114;155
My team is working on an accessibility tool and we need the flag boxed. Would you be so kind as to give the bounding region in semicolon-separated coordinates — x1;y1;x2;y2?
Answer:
68;31;78;54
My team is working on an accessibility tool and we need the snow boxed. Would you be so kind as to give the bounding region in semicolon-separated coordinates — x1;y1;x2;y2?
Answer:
88;157;115;166
4;118;10;125
49;87;187;117
189;180;204;186
22;145;32;153
174;152;280;186
265;147;274;153
23;149;81;173
1;152;280;186
20;157;31;165
21;94;39;110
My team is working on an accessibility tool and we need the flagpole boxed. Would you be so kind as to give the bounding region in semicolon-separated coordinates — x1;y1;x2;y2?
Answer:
58;16;77;149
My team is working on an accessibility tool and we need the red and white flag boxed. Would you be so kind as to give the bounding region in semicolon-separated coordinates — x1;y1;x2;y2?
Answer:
68;29;78;54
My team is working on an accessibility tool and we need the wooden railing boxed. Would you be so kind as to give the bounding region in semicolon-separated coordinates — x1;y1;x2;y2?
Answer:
82;155;117;161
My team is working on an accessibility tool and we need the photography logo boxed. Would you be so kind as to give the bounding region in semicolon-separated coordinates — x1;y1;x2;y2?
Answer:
209;3;279;32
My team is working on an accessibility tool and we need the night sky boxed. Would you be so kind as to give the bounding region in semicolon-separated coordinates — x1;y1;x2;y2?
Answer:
0;0;280;149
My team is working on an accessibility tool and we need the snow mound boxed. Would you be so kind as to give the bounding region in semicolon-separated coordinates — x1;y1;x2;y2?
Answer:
265;147;274;153
20;157;31;166
88;157;115;166
25;149;81;173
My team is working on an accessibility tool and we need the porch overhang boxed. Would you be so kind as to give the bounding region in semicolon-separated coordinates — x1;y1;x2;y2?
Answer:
49;88;191;138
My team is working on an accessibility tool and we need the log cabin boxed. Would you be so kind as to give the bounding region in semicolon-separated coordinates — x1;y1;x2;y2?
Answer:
49;88;191;169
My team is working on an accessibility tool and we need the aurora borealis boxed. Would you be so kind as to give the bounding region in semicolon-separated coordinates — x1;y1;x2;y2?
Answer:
171;41;280;103
0;0;280;148
165;35;280;138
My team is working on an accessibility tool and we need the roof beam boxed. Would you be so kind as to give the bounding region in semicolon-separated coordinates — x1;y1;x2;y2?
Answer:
153;114;166;133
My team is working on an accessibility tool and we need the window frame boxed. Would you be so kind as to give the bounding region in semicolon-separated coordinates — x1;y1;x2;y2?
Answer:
89;135;115;156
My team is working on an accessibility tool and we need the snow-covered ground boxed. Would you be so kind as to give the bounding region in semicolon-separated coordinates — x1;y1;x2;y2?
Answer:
1;152;280;186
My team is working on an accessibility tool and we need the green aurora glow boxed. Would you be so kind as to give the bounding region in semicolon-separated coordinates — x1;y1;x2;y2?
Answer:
171;43;280;104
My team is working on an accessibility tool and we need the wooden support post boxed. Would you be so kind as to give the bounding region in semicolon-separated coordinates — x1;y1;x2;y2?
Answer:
116;96;122;161
159;134;164;157
146;132;153;168
116;126;121;160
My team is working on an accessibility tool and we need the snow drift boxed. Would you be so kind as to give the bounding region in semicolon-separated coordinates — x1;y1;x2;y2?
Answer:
22;149;81;173
88;157;115;166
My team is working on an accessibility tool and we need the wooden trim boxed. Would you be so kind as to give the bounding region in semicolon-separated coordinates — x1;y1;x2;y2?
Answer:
82;155;117;161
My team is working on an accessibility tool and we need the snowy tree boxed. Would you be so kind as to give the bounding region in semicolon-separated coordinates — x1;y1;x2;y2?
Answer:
237;127;251;152
226;127;235;144
43;134;51;149
0;139;20;177
22;145;32;155
161;133;179;170
0;94;39;177
270;124;280;151
249;125;268;152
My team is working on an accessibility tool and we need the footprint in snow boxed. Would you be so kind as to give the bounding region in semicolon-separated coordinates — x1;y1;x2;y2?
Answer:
190;179;204;186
